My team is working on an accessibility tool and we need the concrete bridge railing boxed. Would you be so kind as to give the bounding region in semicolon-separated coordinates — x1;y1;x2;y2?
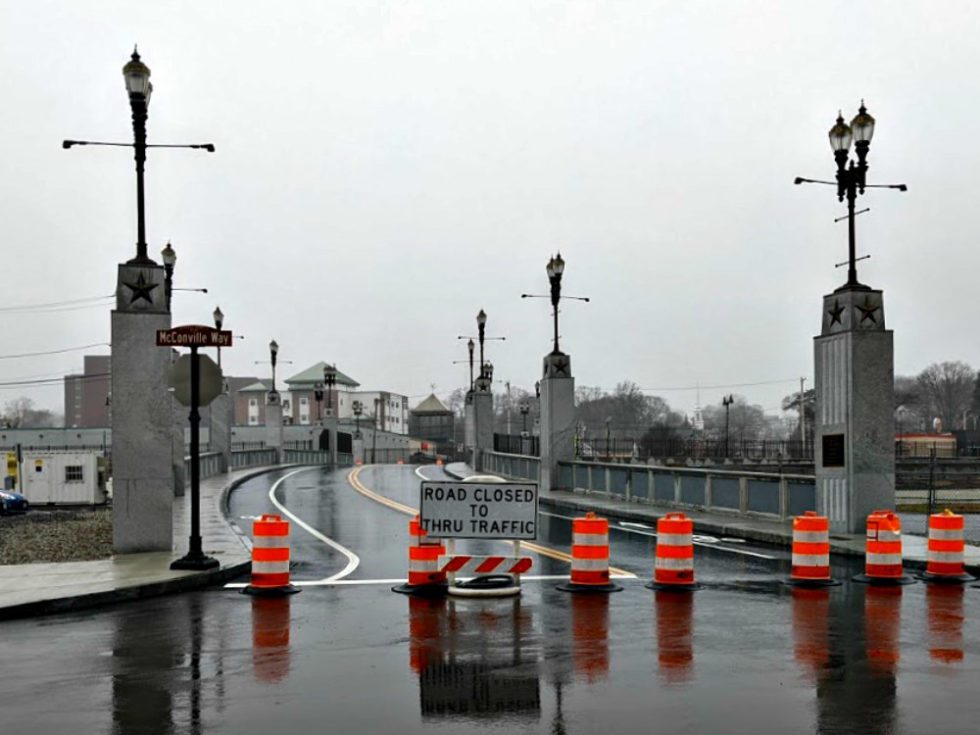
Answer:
481;451;541;483
557;460;816;521
231;448;279;469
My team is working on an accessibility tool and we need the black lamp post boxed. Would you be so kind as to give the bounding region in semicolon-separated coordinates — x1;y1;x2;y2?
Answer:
353;400;363;438
467;339;475;390
547;253;565;353
213;305;224;368
269;340;279;394
324;364;337;416
794;101;906;291
161;242;176;309
313;382;324;422
476;309;487;376
125;49;151;264
520;401;530;435
63;48;215;266
522;253;589;353
722;394;735;458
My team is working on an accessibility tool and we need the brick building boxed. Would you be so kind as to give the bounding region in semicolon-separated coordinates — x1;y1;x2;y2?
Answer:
64;355;111;428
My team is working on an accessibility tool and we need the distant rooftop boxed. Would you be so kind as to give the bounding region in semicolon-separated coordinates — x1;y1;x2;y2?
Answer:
285;361;359;388
412;393;451;414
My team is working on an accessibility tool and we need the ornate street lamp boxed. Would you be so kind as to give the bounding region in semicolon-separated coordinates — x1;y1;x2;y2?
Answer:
795;101;906;290
353;399;363;438
213;305;224;368
313;382;324;422
323;364;337;416
722;394;735;458
522;253;588;354
457;311;504;385
161;242;176;309
476;309;487;375
519;400;530;435
269;340;279;394
63;48;215;265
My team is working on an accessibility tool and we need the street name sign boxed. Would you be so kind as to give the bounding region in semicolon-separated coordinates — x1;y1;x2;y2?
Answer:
157;324;232;348
419;480;538;539
169;354;224;407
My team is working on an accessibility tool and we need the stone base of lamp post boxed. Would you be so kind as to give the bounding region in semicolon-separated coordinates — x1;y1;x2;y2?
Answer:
265;393;284;464
111;263;174;553
814;285;895;533
540;352;575;493
352;435;365;464
472;381;494;473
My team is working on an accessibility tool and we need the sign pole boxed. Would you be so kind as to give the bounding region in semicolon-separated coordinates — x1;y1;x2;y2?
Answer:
171;344;219;570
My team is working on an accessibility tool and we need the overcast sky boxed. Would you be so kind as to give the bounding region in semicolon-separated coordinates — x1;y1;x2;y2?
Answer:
2;1;979;418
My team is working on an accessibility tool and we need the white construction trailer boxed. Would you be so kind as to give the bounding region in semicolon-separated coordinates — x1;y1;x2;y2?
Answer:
19;451;108;505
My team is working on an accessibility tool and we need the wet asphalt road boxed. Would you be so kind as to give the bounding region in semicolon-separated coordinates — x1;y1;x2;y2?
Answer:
2;464;980;735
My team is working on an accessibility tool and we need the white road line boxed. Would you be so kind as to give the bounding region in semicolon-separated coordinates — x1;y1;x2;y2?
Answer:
539;510;777;560
225;573;636;589
414;466;432;481
268;466;361;582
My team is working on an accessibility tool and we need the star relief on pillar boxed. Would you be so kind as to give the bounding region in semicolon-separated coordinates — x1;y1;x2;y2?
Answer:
542;351;572;379
821;286;885;335
115;263;167;313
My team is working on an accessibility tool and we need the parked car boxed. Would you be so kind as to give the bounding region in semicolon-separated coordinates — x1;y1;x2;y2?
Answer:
0;489;29;515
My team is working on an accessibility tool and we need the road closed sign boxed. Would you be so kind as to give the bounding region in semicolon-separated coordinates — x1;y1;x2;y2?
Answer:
419;481;538;540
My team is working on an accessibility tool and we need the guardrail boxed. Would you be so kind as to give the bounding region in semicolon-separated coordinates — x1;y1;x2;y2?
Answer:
557;460;816;521
184;451;224;484
481;451;541;483
231;448;278;469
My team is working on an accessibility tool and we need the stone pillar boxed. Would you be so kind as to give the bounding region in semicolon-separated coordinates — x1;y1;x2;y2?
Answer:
463;392;475;464
265;392;284;463
352;435;365;464
472;379;494;472
814;286;895;533
539;352;576;493
111;263;173;553
209;390;233;472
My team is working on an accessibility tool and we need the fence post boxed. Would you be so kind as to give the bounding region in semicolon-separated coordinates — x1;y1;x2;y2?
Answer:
674;472;682;504
704;474;713;509
604;465;611;497
779;475;789;519
739;476;748;514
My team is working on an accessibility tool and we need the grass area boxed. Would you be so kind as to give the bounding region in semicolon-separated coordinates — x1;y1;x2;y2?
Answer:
0;508;112;565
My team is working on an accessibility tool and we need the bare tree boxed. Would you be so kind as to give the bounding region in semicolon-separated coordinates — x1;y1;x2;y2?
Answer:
2;397;59;428
916;361;974;430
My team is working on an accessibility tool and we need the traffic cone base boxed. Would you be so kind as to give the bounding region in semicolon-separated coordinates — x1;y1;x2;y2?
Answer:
852;572;916;586
782;577;842;589
392;581;450;597
645;580;701;592
556;581;623;593
915;570;976;584
242;583;301;596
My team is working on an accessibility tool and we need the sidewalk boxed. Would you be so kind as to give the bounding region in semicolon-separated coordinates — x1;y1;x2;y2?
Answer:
0;465;276;620
444;462;980;573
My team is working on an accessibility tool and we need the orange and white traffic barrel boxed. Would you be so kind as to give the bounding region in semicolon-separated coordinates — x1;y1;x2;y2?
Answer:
853;510;914;585
647;512;699;591
786;511;839;587
917;509;975;583
392;515;448;597
557;512;622;593
243;514;300;596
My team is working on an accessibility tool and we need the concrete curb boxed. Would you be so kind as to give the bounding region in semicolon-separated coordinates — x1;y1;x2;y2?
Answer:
0;465;288;621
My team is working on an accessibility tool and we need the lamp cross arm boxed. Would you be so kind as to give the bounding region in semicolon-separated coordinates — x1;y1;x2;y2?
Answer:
521;293;590;302
456;335;506;340
63;139;215;151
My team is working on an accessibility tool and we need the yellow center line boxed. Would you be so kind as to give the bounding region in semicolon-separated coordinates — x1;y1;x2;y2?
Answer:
347;466;636;578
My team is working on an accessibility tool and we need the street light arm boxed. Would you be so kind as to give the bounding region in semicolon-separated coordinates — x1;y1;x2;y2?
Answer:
793;177;837;186
172;287;208;293
863;183;907;191
63;140;214;151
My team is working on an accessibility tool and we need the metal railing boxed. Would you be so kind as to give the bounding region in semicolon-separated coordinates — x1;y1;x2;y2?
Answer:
577;437;815;463
231;441;267;451
231;448;278;468
481;451;541;482
558;459;816;521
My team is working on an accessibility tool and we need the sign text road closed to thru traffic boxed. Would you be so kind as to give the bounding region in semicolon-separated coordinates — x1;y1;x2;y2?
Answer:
419;481;538;539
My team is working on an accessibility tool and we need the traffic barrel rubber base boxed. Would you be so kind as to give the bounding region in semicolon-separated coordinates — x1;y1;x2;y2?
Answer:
241;584;301;597
557;581;623;594
644;581;701;592
782;577;842;589
449;574;521;598
915;571;977;584
391;582;449;598
851;573;916;586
